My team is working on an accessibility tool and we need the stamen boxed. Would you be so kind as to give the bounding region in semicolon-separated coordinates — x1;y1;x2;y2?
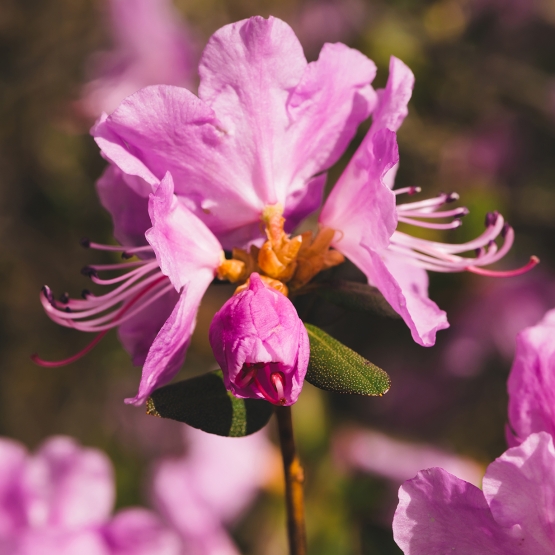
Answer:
81;266;98;278
253;373;279;404
80;238;91;248
466;256;539;278
271;372;286;405
398;216;462;230
394;186;421;196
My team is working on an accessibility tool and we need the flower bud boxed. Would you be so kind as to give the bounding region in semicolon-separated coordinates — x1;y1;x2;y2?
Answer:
209;273;309;406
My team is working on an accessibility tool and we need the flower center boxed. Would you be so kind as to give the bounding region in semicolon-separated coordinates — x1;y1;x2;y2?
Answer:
216;204;344;296
239;362;287;406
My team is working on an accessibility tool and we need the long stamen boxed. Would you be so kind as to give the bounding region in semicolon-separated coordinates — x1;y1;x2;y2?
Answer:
466;256;539;277
271;372;286;405
253;373;279;404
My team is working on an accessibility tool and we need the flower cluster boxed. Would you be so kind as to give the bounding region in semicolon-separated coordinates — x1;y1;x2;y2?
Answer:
0;429;272;555
36;16;534;407
393;308;555;554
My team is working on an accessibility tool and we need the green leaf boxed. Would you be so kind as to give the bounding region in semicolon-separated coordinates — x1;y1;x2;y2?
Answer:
313;280;400;318
304;323;391;396
146;370;274;437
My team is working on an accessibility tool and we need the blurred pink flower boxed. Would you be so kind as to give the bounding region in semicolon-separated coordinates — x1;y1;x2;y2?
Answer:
320;56;536;347
507;308;555;447
393;432;555;555
209;273;309;406
93;15;378;249
78;0;198;119
334;427;483;487
441;276;555;377
0;436;180;555
151;426;274;555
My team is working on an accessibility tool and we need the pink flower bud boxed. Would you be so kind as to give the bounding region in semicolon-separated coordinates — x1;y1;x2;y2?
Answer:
209;273;309;406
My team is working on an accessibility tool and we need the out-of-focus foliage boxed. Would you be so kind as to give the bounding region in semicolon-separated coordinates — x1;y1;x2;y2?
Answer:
1;0;555;553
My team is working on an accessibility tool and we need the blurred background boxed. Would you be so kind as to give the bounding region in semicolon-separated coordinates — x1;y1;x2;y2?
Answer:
1;0;555;553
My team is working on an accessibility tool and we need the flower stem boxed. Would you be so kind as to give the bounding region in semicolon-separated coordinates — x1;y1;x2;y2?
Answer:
276;405;307;555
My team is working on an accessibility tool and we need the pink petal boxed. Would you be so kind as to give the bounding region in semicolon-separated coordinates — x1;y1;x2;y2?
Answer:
16;529;109;555
356;248;448;346
103;508;182;555
371;56;415;135
125;276;212;406
483;432;555;555
283;41;377;196
507;309;555;446
146;172;222;292
393;467;522;555
0;438;28;535
320;128;398;253
22;436;114;529
118;288;180;367
96;165;151;248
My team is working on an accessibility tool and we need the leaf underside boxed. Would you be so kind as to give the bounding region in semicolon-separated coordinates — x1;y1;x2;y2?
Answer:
146;370;275;437
314;280;400;319
304;323;391;396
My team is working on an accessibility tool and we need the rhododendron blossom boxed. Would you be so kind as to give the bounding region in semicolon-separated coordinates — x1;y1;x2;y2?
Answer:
92;15;378;249
0;436;180;555
393;432;555;555
319;57;537;346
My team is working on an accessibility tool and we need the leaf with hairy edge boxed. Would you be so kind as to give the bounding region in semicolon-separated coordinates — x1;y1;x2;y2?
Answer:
146;370;274;437
304;323;391;396
313;280;400;318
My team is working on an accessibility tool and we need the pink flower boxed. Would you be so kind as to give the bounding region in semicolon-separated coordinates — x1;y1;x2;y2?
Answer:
92;15;378;249
393;432;555;555
0;435;180;555
507;308;555;447
36;172;226;406
151;426;274;555
319;56;537;346
78;0;198;119
209;273;309;406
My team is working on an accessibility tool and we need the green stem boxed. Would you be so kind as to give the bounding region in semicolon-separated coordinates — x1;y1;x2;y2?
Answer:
276;405;307;555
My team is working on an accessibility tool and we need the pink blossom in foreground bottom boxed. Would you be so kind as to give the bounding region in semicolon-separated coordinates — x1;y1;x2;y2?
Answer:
0;436;180;555
320;56;536;347
78;0;197;119
209;273;309;406
93;15;378;249
506;308;555;446
151;426;274;555
393;432;555;555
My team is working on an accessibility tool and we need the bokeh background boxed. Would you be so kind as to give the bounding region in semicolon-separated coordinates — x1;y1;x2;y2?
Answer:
1;0;555;553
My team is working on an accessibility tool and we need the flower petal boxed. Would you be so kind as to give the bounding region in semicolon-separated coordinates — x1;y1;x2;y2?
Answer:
371;56;414;135
103;508;182;555
96;165;151;248
283;42;377;197
393;467;522;555
355;247;449;346
146;172;222;292
22;436;114;528
124;275;212;406
483;432;555;555
320;128;398;253
0;438;28;536
507;309;555;446
117;287;180;367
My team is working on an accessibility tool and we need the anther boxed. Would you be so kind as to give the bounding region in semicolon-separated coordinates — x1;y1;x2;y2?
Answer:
80;238;91;248
64;306;72;313
42;285;54;304
81;289;91;299
59;292;69;304
81;266;98;278
408;186;421;195
485;211;498;227
121;251;133;260
501;223;511;238
445;192;459;203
